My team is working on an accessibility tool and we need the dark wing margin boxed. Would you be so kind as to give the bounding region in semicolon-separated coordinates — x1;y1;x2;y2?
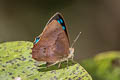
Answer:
46;12;70;44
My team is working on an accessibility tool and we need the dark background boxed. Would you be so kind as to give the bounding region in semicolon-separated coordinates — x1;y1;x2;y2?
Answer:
0;0;120;62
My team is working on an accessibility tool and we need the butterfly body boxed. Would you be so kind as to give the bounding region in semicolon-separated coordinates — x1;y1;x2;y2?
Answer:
32;12;74;66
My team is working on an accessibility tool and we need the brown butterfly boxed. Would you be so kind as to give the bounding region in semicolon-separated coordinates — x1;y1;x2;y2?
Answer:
32;12;81;67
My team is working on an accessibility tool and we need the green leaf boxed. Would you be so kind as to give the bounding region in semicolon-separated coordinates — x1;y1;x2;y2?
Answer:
0;41;92;80
81;51;120;80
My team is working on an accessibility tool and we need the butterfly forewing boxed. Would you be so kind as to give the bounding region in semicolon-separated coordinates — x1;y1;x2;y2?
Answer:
32;13;70;63
46;12;69;42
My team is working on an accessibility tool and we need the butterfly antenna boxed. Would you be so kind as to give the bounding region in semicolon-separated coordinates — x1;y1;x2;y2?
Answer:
71;32;82;48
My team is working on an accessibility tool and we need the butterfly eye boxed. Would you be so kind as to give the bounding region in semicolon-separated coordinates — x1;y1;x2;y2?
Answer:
34;37;40;44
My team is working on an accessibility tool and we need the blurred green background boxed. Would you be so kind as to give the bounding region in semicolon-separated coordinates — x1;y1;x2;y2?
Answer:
0;0;120;61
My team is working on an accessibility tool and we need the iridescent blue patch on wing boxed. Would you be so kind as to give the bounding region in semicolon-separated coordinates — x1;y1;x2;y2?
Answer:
62;26;65;30
57;20;60;24
60;19;63;23
57;18;66;30
34;37;40;44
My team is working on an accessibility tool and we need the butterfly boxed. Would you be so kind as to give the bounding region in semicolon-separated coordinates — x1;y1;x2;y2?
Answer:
32;12;81;67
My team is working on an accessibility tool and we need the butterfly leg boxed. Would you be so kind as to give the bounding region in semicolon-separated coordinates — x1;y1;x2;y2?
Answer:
58;62;61;68
71;55;75;62
66;59;69;68
46;62;55;67
71;56;73;61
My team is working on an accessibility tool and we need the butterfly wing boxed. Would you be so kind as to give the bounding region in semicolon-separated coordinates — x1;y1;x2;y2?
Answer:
32;13;70;63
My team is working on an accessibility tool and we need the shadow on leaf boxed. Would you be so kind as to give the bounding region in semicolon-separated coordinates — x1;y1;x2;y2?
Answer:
37;60;76;72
